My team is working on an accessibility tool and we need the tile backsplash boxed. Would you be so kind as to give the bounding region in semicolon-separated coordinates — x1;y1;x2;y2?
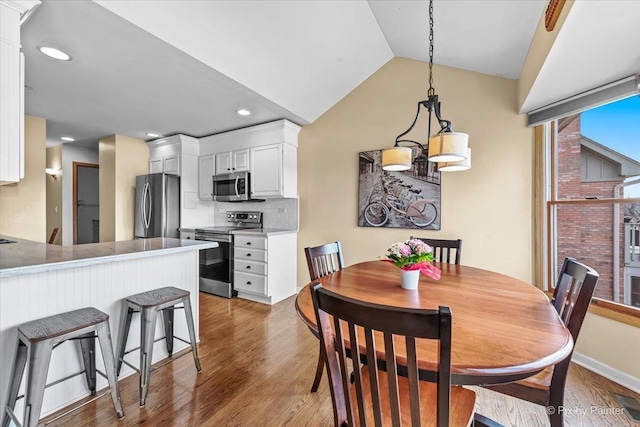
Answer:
213;198;298;230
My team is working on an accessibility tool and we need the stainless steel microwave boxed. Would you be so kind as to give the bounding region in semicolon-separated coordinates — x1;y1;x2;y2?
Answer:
213;171;251;202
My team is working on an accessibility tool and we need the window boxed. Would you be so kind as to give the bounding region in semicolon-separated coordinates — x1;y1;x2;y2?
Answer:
548;96;640;311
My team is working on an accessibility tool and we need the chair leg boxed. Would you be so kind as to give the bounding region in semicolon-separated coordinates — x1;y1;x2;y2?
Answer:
2;340;28;427
78;332;97;395
96;321;125;419
310;343;324;393
548;383;566;427
23;342;53;427
139;307;158;407
115;305;134;376
473;413;504;427
161;307;174;357
182;297;201;372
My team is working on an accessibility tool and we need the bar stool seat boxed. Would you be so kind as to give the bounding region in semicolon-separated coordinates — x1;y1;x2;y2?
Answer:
116;286;201;407
3;308;124;427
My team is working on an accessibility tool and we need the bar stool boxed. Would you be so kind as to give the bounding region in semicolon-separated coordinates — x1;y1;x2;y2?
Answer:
2;307;124;427
115;286;201;407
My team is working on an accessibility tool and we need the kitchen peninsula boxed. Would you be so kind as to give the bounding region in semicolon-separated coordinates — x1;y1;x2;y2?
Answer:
0;235;216;419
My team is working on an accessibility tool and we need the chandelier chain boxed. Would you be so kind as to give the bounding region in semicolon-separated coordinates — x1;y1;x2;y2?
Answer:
428;0;434;94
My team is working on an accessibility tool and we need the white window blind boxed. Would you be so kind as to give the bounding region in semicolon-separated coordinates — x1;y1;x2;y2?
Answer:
528;74;640;127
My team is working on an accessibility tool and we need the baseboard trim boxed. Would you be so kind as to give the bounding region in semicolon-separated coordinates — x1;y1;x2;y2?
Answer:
572;352;640;394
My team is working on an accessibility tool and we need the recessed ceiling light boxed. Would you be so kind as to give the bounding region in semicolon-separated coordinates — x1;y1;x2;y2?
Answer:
236;109;251;116
60;136;74;142
37;45;72;61
146;133;161;138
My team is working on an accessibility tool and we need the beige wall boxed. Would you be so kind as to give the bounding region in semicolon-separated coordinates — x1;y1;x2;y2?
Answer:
0;116;46;242
114;135;149;240
99;134;148;242
45;144;63;244
99;135;116;242
297;58;533;287
576;313;640;382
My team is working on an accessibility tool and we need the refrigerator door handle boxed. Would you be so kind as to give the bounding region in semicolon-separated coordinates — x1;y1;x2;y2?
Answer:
146;182;153;229
234;176;239;198
141;182;148;230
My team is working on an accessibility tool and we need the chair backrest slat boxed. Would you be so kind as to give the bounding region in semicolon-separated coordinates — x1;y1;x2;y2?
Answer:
410;238;462;265
383;332;401;427
550;257;599;342
311;283;452;427
305;241;345;281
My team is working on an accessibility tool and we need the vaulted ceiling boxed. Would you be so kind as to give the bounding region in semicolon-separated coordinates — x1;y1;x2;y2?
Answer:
21;1;640;148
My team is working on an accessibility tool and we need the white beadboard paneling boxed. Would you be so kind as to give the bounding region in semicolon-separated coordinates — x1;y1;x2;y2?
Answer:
0;250;199;418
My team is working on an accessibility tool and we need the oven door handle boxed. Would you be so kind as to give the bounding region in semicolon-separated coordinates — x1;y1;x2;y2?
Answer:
234;176;240;198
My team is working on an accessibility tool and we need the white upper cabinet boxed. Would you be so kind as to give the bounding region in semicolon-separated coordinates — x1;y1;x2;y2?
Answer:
0;0;39;185
199;120;300;199
215;149;249;175
198;154;214;200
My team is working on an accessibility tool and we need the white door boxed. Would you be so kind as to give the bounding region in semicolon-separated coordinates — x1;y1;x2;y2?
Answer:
150;158;163;174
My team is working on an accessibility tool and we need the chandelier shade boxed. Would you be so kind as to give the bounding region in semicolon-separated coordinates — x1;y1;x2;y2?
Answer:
439;148;471;172
381;147;412;171
427;132;469;163
380;0;471;172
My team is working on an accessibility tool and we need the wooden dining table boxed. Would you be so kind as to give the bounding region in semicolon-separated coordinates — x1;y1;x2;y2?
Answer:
295;261;573;386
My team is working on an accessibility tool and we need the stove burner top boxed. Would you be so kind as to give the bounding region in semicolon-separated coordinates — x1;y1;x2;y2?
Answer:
195;226;260;234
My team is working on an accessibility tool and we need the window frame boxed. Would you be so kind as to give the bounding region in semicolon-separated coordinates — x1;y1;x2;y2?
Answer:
539;120;640;326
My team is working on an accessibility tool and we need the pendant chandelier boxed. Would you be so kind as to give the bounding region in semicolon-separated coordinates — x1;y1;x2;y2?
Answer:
381;0;470;172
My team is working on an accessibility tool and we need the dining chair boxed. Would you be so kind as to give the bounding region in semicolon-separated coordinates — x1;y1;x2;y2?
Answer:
304;241;345;393
482;257;599;427
310;282;476;427
411;237;462;265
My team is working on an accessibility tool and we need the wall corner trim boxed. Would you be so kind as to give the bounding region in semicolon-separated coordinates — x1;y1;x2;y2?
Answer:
572;351;640;394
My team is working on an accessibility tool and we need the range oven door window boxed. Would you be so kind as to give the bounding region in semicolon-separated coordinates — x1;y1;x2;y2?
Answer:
198;239;235;298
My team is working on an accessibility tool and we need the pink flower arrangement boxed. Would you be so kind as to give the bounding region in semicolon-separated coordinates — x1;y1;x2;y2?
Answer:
383;239;441;280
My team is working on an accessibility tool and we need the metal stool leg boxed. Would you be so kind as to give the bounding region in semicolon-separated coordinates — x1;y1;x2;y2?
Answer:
115;305;134;376
161;307;174;357
96;321;125;419
23;342;53;427
139;307;158;407
182;297;201;372
3;340;28;427
78;332;97;395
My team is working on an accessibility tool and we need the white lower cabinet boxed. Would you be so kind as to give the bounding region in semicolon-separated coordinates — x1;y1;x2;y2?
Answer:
234;236;267;296
233;232;297;305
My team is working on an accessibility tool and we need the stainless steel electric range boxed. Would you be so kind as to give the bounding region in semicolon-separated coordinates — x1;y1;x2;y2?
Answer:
195;211;263;298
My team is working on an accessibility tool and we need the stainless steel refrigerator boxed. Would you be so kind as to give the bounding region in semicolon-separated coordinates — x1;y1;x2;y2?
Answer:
134;173;180;238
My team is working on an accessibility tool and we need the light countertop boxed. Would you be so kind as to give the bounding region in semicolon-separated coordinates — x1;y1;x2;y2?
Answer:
0;235;217;278
231;228;297;236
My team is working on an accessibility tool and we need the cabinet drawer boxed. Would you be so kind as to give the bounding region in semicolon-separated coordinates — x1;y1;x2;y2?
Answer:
234;247;266;262
234;235;267;250
234;271;267;296
234;259;267;275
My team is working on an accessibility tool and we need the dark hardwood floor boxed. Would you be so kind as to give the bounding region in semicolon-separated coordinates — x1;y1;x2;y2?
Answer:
42;293;639;426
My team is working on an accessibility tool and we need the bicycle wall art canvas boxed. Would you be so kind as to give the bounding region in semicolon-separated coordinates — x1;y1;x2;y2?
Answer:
358;149;441;230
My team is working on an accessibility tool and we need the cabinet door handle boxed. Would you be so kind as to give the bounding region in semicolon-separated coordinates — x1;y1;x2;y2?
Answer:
247;242;252;245
232;167;236;170
246;266;251;269
247;281;252;285
247;253;251;257
227;168;230;170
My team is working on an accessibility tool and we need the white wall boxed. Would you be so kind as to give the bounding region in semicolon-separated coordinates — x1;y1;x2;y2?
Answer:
61;144;99;246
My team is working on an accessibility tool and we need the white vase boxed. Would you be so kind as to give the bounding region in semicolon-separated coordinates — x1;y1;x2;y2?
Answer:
400;269;420;290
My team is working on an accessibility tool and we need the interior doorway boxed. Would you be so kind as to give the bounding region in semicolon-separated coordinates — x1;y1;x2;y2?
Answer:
73;162;99;244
